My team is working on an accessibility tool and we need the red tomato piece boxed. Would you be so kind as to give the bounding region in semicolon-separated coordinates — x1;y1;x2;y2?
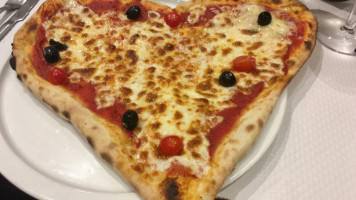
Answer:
48;67;68;85
158;135;184;156
232;55;256;72
164;12;182;28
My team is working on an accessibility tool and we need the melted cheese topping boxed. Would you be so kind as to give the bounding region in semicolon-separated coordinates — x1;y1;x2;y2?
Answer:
43;0;293;177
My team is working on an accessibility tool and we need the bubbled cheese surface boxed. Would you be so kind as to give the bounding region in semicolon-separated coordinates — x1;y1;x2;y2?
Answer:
43;0;293;177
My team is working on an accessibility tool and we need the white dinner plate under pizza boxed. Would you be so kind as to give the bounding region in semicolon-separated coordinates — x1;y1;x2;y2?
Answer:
0;0;287;199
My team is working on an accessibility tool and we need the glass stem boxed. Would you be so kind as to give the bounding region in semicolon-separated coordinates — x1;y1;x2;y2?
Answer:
341;0;356;34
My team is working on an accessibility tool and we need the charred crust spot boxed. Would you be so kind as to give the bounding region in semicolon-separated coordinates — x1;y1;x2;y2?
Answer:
9;55;17;70
304;41;312;50
16;74;22;81
100;152;113;165
308;22;313;29
272;0;282;4
28;23;37;32
246;124;255;132
160;178;180;200
51;105;59;113
62;111;71;120
258;119;264;128
86;136;94;148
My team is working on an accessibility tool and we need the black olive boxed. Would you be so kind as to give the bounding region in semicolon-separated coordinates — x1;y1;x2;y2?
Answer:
49;39;68;51
122;110;139;130
257;11;272;26
219;71;236;87
9;55;16;71
126;5;141;20
43;46;60;63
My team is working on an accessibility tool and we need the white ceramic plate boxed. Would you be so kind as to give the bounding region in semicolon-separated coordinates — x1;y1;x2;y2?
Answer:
0;1;287;199
0;61;287;200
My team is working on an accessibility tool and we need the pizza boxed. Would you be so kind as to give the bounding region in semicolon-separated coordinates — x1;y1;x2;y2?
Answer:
11;0;317;199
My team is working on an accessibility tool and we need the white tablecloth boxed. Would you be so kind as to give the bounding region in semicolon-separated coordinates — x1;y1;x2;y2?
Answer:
220;0;356;199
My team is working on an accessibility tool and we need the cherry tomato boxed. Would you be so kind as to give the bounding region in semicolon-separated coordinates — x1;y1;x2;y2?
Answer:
232;56;256;72
158;135;184;156
164;12;182;28
48;67;68;85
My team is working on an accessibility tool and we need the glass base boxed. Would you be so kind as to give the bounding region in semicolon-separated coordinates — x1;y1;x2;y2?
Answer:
317;18;356;56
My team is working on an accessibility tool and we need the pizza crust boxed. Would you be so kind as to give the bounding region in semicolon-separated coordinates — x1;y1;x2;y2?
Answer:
13;0;317;199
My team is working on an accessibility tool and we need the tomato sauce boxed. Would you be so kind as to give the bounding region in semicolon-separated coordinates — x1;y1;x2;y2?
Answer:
86;0;120;14
265;6;306;74
32;1;304;159
207;82;265;156
86;0;149;21
33;24;133;137
32;26;51;78
181;5;233;27
166;162;196;177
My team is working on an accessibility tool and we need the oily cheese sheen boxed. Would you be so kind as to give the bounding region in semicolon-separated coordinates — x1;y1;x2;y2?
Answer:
43;0;294;177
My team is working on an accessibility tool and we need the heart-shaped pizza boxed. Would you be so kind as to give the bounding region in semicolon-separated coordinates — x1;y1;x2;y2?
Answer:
12;0;317;199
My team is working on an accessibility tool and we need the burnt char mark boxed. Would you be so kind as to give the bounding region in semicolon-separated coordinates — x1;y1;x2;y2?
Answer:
161;178;180;200
51;105;59;113
86;136;94;148
9;56;16;70
304;41;312;50
100;152;113;165
16;74;22;81
28;23;37;32
62;111;71;120
215;197;230;200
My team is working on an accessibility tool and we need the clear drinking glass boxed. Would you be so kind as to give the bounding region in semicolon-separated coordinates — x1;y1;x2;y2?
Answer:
317;0;356;55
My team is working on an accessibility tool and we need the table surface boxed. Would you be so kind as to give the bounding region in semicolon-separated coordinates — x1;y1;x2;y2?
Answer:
0;0;356;200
